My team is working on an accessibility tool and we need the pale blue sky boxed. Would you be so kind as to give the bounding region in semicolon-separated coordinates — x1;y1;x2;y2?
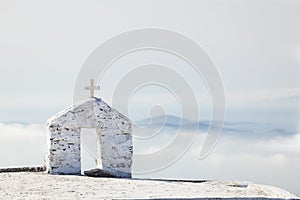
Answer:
1;0;300;123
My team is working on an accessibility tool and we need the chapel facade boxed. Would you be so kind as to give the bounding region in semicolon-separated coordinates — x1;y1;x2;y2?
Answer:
45;80;133;177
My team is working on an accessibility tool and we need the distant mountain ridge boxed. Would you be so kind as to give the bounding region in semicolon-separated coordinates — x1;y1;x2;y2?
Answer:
136;115;296;137
0;115;297;137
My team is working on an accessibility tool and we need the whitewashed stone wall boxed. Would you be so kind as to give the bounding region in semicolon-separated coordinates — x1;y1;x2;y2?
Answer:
45;97;132;177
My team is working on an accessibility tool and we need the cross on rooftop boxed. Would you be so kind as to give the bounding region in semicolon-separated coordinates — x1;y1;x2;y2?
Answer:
85;79;100;98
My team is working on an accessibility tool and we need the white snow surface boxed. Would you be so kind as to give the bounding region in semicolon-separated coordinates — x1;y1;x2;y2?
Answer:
0;172;298;199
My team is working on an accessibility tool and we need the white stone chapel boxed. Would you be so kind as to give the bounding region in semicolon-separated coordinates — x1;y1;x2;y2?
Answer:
45;79;133;178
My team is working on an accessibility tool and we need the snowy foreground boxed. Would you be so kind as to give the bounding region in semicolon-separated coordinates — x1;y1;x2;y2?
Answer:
0;172;298;200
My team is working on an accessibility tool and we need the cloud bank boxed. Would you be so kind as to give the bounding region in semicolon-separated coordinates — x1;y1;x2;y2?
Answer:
0;122;299;196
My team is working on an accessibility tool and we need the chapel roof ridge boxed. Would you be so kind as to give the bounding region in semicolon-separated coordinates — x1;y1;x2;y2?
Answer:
46;97;109;125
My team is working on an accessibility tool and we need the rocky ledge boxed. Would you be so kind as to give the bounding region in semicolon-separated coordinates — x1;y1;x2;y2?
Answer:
0;172;298;199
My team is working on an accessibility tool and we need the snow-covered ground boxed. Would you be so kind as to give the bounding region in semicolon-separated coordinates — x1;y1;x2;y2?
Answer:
0;172;298;199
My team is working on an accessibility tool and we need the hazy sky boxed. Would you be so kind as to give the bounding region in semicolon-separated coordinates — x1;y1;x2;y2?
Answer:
1;0;300;122
0;0;300;196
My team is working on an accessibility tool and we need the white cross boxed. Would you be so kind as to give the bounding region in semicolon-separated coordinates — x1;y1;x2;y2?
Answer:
85;79;100;98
